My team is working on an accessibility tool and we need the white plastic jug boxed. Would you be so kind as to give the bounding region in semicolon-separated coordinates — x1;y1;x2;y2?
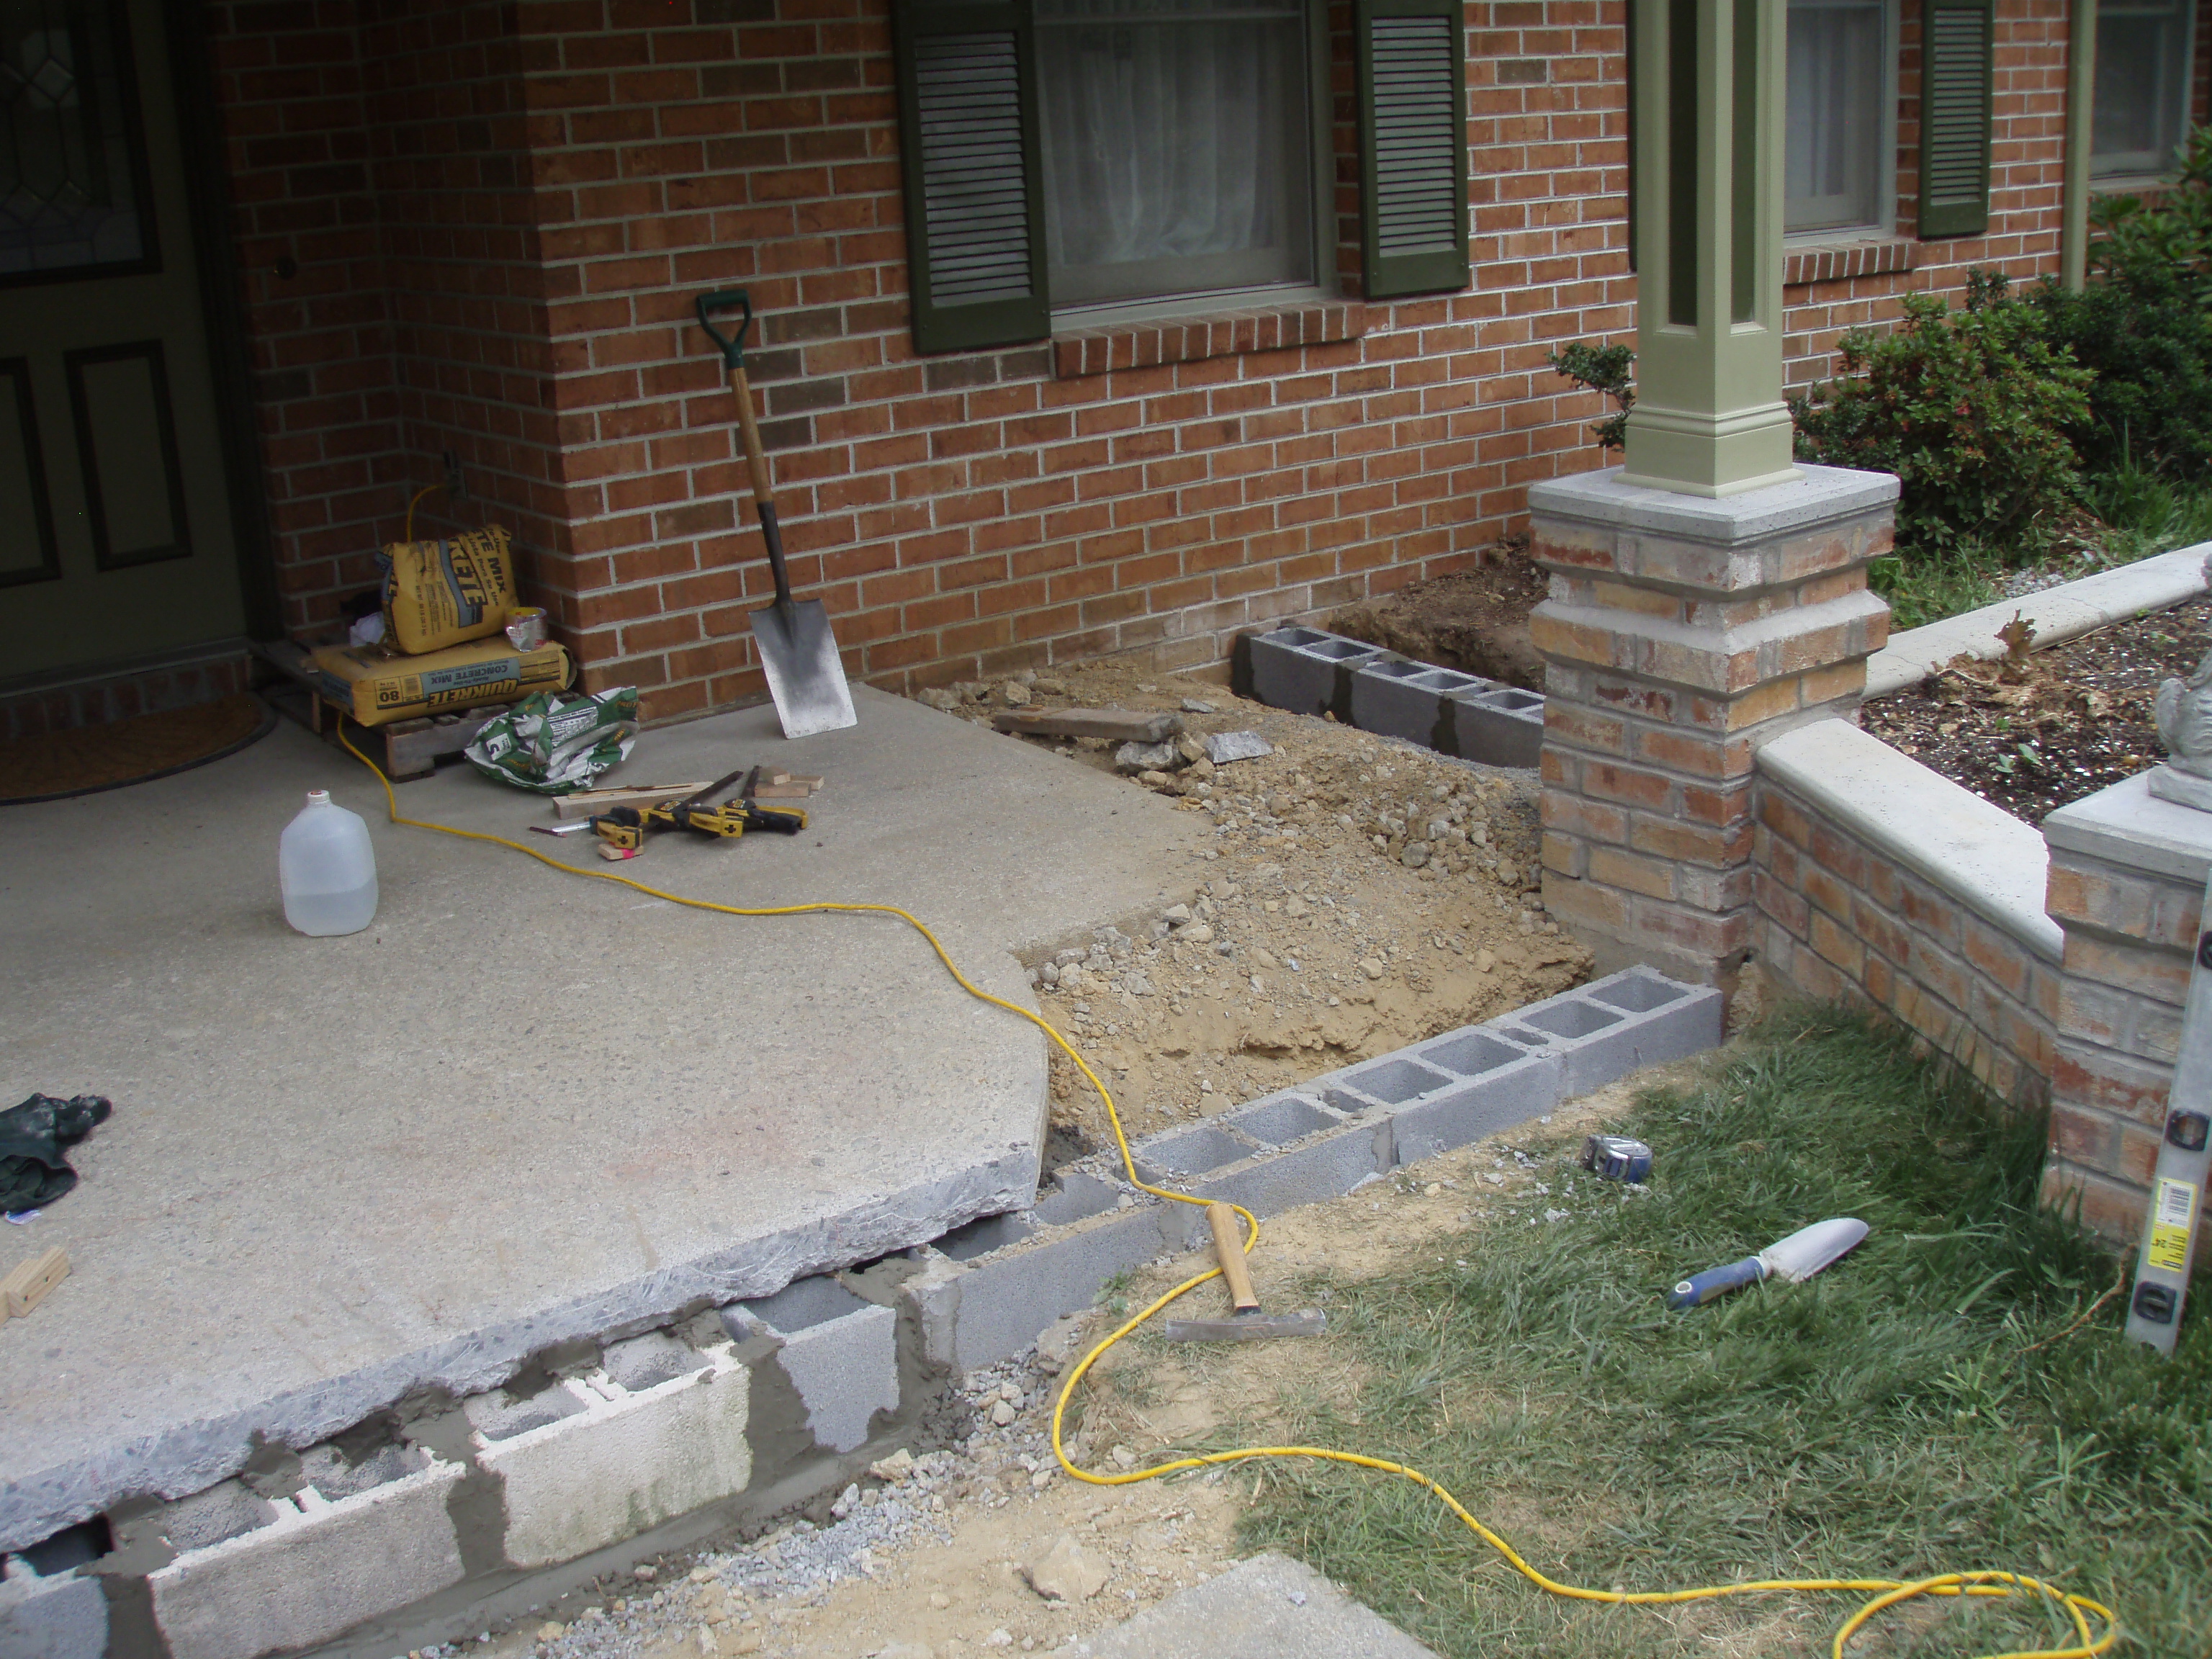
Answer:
280;790;379;936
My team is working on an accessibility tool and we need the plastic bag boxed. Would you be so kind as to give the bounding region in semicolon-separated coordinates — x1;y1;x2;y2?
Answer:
465;687;639;793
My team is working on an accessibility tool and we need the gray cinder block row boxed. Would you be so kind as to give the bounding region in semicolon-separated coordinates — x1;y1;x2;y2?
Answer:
0;1554;106;1659
914;966;1723;1364
1242;624;1545;768
729;1277;899;1455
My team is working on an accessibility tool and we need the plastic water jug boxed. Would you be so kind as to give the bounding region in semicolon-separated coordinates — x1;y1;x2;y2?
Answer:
280;790;379;936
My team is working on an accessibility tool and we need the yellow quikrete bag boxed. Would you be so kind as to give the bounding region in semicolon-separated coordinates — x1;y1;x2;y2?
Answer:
381;524;518;655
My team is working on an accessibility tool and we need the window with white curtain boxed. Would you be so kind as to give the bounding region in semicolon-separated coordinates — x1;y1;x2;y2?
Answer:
1035;0;1319;313
1784;0;1896;236
2094;0;2197;177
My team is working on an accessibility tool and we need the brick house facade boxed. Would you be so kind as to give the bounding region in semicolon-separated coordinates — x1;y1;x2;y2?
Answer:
138;0;2212;723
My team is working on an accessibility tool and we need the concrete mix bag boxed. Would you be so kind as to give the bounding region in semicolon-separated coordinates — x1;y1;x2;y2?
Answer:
381;524;518;655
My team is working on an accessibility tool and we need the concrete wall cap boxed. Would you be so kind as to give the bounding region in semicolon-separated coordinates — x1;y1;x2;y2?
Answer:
1757;718;2063;962
2044;770;2212;886
1866;544;2211;697
1527;463;1899;543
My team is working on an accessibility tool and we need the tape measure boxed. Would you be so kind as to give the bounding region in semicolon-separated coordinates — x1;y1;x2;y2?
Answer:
1580;1133;1653;1184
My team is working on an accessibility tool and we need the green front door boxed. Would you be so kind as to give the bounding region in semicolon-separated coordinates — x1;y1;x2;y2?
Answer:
0;0;248;680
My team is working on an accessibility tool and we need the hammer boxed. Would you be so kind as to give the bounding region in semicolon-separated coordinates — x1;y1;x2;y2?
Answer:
1161;1202;1327;1343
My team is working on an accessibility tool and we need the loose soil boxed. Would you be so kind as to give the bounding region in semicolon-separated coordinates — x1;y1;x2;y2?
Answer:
917;655;1591;1151
453;1071;1680;1659
1860;598;2211;822
1321;539;1548;691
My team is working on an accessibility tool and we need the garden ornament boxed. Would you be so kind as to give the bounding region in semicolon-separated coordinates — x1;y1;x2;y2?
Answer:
2150;634;2212;811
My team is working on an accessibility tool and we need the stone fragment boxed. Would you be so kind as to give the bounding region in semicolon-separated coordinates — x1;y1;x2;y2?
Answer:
1174;733;1208;765
1025;1534;1108;1602
1496;860;1520;885
1162;904;1191;924
876;1644;935;1659
1115;740;1178;772
999;682;1031;706
1179;922;1213;945
1180;698;1217;713
1204;730;1273;764
1138;769;1177;788
1359;958;1385;980
956;680;989;703
1402;841;1431;869
990;1398;1017;1426
917;688;959;711
868;1447;915;1483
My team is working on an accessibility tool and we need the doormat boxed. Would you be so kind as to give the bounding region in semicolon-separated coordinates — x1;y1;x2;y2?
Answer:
0;694;276;804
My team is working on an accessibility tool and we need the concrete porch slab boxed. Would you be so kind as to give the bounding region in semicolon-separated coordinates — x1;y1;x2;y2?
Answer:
0;687;1194;1551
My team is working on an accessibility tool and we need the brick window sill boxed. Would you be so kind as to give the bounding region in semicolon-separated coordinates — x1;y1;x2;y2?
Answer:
1051;301;1367;379
1784;237;1915;288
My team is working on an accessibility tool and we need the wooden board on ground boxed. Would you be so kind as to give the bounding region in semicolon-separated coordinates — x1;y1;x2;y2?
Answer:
552;782;714;819
991;707;1182;742
2;1247;68;1319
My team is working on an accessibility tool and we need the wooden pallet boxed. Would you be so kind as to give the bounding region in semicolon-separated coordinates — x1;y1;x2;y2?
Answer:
258;641;511;782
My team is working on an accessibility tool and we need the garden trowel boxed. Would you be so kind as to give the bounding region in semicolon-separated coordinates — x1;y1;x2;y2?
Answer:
1163;1202;1327;1342
1666;1217;1869;1310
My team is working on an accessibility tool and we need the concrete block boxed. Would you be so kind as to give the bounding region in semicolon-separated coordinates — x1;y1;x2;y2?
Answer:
1244;626;1390;719
1221;1092;1349;1146
1442;685;1544;768
1388;1033;1565;1164
1035;1171;1125;1226
462;1380;589;1443
477;1346;751;1570
1180;1117;1396;1231
0;1559;107;1659
148;1478;275;1553
932;1211;1040;1261
732;1279;898;1455
1321;1054;1457;1113
1493;968;1726;1095
1352;657;1490;747
1132;1123;1262;1182
949;1207;1177;1373
148;1455;467;1659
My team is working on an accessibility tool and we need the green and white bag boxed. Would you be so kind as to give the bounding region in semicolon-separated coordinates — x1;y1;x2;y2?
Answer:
465;687;639;793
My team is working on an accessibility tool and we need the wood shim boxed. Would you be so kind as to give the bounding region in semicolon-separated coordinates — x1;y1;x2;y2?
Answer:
990;707;1183;742
1;1247;68;1319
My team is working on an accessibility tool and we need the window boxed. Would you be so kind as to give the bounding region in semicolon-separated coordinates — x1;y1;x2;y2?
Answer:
2094;0;2197;178
1035;0;1318;313
1784;0;1896;237
891;0;1467;354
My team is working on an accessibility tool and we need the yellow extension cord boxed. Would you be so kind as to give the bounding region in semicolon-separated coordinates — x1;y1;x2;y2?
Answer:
337;727;2119;1659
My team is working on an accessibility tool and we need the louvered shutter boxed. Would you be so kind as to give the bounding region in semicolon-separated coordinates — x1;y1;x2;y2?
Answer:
891;1;1050;354
1357;0;1470;300
1919;0;1994;238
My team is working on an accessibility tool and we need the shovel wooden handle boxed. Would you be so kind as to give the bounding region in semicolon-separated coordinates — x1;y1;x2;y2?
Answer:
726;365;774;505
1206;1202;1261;1313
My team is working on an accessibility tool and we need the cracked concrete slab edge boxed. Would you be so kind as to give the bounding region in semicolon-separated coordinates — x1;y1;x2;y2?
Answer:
0;1147;1034;1554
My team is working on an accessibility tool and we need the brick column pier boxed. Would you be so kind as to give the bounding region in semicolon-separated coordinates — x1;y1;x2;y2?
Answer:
1527;464;1897;988
2044;772;2212;1251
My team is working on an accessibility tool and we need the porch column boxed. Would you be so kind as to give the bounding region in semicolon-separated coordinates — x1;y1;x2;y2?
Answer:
1527;0;1898;989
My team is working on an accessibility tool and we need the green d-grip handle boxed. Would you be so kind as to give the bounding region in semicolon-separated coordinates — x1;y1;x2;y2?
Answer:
696;289;753;369
1668;1256;1766;1310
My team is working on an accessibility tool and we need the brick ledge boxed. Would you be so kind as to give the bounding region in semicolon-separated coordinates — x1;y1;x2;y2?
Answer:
1052;302;1367;379
1784;237;1915;288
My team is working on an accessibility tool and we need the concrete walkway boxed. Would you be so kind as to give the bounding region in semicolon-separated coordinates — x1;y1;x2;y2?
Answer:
0;687;1194;1552
1076;1554;1439;1659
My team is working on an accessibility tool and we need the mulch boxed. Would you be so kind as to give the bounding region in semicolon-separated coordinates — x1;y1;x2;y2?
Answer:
1859;599;2211;823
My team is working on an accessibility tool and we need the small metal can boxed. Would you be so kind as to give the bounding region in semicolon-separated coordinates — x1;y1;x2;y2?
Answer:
504;606;549;651
1580;1133;1653;1184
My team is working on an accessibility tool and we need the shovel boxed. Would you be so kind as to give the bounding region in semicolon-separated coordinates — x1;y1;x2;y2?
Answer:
1162;1202;1327;1343
696;289;858;740
1666;1216;1869;1310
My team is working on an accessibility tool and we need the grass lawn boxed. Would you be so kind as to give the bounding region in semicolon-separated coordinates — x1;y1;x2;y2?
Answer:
1226;1010;2212;1658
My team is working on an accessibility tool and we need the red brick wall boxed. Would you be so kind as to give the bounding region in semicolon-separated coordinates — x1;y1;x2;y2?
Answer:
207;0;2168;723
1753;768;2062;1108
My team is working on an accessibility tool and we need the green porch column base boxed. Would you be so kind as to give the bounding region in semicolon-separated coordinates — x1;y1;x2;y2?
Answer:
1617;398;1798;498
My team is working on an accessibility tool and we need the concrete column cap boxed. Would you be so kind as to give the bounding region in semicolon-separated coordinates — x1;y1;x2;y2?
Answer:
1529;464;1899;544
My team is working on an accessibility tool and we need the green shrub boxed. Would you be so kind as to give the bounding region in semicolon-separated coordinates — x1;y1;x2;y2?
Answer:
1791;274;2092;556
2030;124;2212;477
1545;340;1634;451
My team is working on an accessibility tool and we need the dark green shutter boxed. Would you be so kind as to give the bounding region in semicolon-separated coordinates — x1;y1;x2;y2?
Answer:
1918;0;1994;238
891;1;1050;354
1356;0;1470;299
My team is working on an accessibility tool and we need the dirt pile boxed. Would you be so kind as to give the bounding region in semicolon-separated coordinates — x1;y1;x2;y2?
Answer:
1318;540;1547;690
917;655;1590;1146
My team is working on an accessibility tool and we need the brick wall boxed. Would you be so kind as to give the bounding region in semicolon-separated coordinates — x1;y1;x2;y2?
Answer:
2044;832;2208;1245
204;0;2208;723
1754;769;2062;1107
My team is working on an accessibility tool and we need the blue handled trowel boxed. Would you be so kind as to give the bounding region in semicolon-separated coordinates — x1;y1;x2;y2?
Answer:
1667;1218;1869;1310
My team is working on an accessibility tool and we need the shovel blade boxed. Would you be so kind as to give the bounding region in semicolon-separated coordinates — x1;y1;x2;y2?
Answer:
750;598;857;740
1161;1309;1327;1344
